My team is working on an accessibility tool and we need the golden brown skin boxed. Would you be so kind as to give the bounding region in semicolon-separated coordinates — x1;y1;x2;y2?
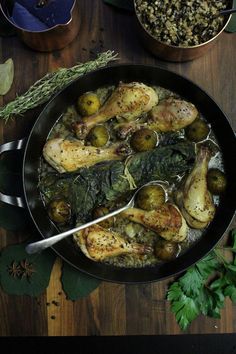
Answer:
43;138;130;173
148;98;198;132
122;203;188;242
73;82;159;138
74;224;153;262
175;147;215;229
114;97;198;139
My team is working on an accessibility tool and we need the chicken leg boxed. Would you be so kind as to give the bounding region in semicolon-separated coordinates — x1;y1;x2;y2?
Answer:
74;224;152;262
122;203;188;242
148;98;198;132
43;138;131;173
175;146;215;229
73;82;159;138
114;97;198;139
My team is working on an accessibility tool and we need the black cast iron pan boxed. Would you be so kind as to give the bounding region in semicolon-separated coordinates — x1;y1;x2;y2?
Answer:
1;64;236;283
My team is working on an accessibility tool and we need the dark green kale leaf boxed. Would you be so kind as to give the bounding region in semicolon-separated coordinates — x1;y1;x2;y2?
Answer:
71;141;195;222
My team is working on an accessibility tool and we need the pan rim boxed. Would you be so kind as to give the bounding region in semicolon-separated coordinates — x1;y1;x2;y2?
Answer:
22;63;236;283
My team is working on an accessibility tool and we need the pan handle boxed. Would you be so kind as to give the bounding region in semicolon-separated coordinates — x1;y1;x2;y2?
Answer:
0;138;26;208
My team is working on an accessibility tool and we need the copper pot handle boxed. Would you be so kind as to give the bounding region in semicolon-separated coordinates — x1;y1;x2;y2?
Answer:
0;138;26;208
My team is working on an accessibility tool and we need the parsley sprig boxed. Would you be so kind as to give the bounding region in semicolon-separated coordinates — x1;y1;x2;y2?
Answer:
167;228;236;330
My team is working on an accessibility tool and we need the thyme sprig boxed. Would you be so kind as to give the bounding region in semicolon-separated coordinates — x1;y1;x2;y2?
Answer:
0;51;118;121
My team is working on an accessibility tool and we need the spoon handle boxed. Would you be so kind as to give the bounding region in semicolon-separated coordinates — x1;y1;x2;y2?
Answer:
220;8;236;16
25;204;129;255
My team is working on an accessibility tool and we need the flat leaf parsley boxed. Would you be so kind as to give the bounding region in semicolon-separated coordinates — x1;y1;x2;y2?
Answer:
167;229;236;330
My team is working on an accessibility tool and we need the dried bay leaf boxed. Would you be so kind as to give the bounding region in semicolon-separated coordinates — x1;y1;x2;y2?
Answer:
0;58;14;96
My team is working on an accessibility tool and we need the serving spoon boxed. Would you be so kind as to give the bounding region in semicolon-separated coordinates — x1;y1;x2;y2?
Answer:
25;180;164;255
219;8;236;16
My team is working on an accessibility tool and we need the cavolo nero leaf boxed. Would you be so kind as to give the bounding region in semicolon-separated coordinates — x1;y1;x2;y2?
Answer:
61;262;101;300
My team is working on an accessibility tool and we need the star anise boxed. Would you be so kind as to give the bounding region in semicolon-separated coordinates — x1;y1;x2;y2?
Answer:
20;259;36;279
8;261;22;278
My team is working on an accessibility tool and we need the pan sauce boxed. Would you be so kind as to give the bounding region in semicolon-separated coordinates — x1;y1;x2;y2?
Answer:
39;83;224;268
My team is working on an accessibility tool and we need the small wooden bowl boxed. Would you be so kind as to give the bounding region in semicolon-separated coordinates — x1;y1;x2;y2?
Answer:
0;0;80;52
134;0;233;62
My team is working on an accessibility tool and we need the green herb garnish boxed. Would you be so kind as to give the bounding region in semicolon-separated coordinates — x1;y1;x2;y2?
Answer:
167;229;236;330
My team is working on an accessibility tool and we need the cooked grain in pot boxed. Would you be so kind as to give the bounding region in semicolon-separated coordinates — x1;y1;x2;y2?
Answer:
135;0;228;46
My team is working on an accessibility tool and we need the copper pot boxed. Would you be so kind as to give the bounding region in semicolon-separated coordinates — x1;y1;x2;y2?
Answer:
134;0;233;62
0;0;80;52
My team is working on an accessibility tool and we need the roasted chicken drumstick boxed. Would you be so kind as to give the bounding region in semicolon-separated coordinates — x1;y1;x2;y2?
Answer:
73;82;159;138
43;138;130;173
74;224;152;262
122;203;188;242
176;147;215;229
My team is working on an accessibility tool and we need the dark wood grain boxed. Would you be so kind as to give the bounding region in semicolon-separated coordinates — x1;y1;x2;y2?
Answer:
0;0;235;336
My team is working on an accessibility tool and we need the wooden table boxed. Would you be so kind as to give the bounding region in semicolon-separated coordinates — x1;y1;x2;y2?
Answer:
0;0;236;337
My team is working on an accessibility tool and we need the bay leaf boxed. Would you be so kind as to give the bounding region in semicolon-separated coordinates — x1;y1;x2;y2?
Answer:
0;58;14;96
61;262;101;300
0;243;56;297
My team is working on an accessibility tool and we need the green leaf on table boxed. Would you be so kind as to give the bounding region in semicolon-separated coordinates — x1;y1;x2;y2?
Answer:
0;58;14;96
103;0;134;12
195;253;219;279
204;288;225;318
231;228;236;255
177;253;219;297
167;282;200;330
0;243;56;296
178;267;203;297
61;261;101;300
224;284;236;302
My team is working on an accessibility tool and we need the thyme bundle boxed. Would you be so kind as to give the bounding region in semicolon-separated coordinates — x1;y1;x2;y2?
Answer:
0;51;118;121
